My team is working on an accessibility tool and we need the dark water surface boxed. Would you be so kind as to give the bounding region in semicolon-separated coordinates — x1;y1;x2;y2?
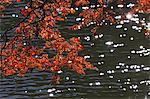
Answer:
0;1;150;99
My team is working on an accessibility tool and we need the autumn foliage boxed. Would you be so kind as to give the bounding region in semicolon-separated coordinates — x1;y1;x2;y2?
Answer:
0;0;149;83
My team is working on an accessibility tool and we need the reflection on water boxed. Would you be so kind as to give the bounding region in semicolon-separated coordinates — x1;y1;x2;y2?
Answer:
0;1;149;99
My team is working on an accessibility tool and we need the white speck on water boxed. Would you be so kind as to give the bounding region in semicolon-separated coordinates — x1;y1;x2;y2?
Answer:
130;37;134;41
84;55;91;59
23;43;26;45
68;88;71;91
99;54;105;58
109;76;114;78
77;25;81;29
118;4;124;8
124;69;128;72
105;41;113;46
135;20;139;24
90;5;95;8
35;55;38;58
115;15;121;19
110;49;114;52
99;72;104;76
107;70;111;74
25;6;28;9
98;62;101;65
124;20;130;23
58;70;63;74
75;7;78;10
127;79;131;81
131;50;136;53
90;43;94;46
143;67;150;71
120;21;124;24
109;86;112;89
89;83;93;86
49;93;54;97
121;70;125;73
126;13;133;19
95;82;101;85
116;65;120;69
124;28;128;31
119;34;123;38
126;65;129;68
107;70;115;74
68;60;72;63
111;6;113;9
129;86;132;89
125;82;130;85
82;6;89;10
141;65;145;67
110;22;113;25
123;88;126;91
138;30;141;32
99;34;104;38
48;88;56;93
135;69;141;72
116;25;123;29
12;14;16;17
101;61;104;64
140;45;144;49
97;4;100;7
76;18;81;21
123;34;127;37
127;56;131;59
148;92;150;95
118;62;125;66
115;43;123;48
73;88;76;91
132;26;137;29
55;90;61;93
139;54;143;57
102;20;105;22
132;85;138;89
127;3;135;8
90;21;94;25
118;79;121;82
16;14;19;17
66;77;70;80
94;35;99;39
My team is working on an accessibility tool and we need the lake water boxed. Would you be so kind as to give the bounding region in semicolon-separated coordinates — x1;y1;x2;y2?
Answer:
0;1;149;99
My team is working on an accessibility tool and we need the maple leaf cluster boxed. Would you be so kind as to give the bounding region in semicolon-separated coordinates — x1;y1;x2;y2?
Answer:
0;0;149;83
